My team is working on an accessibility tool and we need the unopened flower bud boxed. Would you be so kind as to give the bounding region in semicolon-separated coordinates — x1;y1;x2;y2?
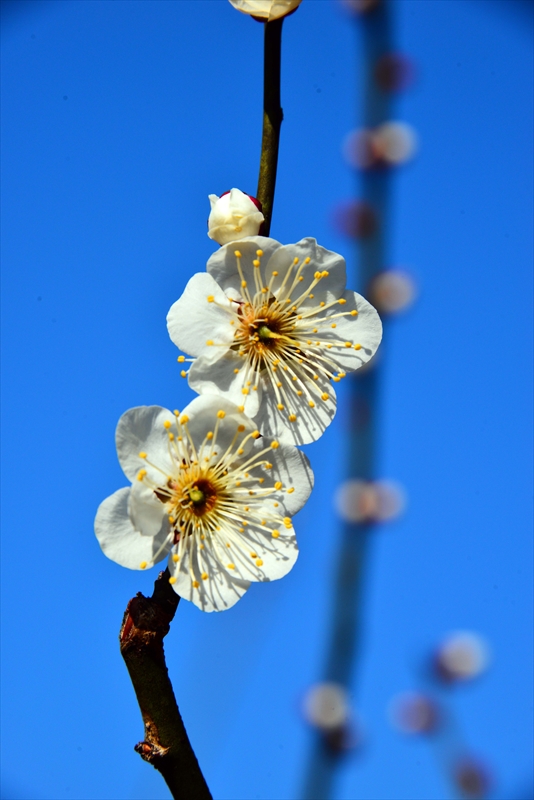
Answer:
434;631;490;683
228;0;302;22
207;188;265;245
388;692;440;735
303;683;349;731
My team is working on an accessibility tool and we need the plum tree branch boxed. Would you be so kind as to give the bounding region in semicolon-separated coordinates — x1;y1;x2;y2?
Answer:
256;17;284;236
119;568;212;800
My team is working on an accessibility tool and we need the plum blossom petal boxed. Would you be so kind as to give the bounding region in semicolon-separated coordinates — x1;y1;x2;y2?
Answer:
189;350;263;418
206;235;282;298
208;189;264;245
168;235;381;445
228;0;302;21
167;272;235;358
170;545;250;613
95;396;312;611
116;405;175;483
95;488;172;569
255;370;337;446
248;438;314;515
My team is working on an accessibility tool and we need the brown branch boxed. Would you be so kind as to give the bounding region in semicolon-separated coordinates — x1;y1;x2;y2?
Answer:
120;569;212;800
256;17;284;236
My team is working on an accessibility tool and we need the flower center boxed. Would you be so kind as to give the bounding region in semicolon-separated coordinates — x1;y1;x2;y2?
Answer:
186;477;218;516
189;487;205;505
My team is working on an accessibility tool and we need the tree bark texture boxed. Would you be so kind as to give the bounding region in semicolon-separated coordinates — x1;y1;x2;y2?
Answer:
120;569;212;800
256;17;284;236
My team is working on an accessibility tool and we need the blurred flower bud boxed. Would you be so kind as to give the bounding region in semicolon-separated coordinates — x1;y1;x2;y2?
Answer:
339;0;381;14
228;0;302;21
335;479;406;523
303;683;349;731
434;632;490;684
208;188;264;245
453;757;492;799
374;53;415;92
374;122;418;165
332;200;377;239
343;129;377;169
373;480;407;521
303;683;363;754
368;269;417;315
388;692;440;735
343;122;417;169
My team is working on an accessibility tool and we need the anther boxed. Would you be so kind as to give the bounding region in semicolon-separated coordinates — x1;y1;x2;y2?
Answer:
321;270;329;277
169;576;177;584
344;341;352;348
351;310;358;316
354;343;362;350
272;530;280;538
271;441;280;449
180;414;189;424
192;580;200;588
287;487;295;494
272;271;278;276
338;298;347;305
173;409;180;416
238;424;246;432
140;561;147;569
252;430;261;439
277;403;284;411
201;572;208;581
227;563;235;569
172;554;180;563
207;295;214;302
321;393;329;401
139;451;147;459
253;260;260;267
177;355;185;362
206;431;214;439
242;387;249;395
234;250;242;257
137;469;147;481
283;517;292;528
180;370;187;378
217;410;226;419
256;249;263;256
309;400;315;408
234;368;239;374
288;414;297;422
256;559;264;567
206;339;214;345
274;481;283;490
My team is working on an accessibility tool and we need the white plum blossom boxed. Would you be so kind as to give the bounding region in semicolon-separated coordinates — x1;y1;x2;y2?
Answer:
95;395;313;612
167;236;382;446
208;189;265;245
228;0;302;22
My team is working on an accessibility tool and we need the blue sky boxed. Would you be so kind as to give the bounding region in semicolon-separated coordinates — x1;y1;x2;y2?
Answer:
1;1;532;799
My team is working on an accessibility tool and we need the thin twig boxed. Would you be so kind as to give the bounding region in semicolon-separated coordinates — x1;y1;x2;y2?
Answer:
256;17;284;236
120;569;212;800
